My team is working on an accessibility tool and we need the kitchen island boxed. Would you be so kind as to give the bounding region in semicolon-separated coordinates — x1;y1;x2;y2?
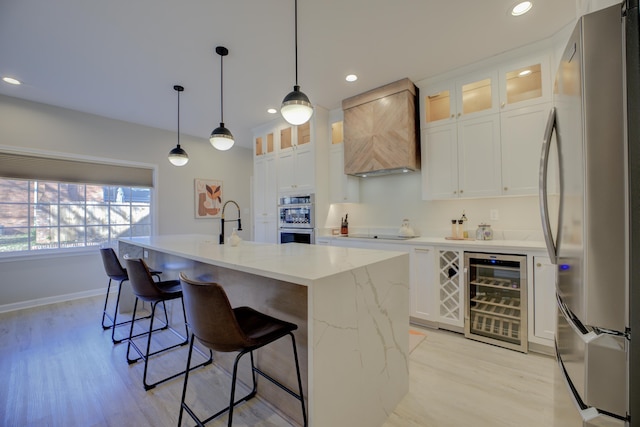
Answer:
119;234;410;427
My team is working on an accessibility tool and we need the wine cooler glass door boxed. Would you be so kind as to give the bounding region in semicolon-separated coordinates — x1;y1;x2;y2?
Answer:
465;252;528;353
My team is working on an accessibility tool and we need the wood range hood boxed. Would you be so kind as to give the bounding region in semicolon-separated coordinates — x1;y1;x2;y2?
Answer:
342;78;420;177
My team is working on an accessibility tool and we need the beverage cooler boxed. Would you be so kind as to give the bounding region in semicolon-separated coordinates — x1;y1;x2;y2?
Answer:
464;252;528;353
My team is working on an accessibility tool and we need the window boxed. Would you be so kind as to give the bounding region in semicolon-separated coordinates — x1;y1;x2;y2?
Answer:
0;178;152;253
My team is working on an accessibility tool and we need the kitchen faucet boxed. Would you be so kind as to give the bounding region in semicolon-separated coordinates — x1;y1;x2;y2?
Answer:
219;200;242;244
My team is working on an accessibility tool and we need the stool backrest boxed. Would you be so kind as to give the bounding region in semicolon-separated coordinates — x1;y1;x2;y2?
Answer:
179;273;249;352
125;258;164;302
100;248;128;280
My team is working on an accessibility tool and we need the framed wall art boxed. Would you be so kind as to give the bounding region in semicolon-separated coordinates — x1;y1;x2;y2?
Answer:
194;179;222;218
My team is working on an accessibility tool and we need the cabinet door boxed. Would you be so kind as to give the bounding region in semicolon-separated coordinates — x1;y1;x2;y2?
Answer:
422;80;456;127
457;114;502;198
254;218;278;244
499;55;551;111
456;71;499;120
422;123;458;200
294;145;315;192
533;256;556;341
277;150;295;193
501;103;550;195
411;247;437;322
254;158;267;215
329;145;360;203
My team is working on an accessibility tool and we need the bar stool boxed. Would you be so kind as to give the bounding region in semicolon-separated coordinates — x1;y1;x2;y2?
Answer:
124;258;213;390
178;273;307;427
99;247;163;344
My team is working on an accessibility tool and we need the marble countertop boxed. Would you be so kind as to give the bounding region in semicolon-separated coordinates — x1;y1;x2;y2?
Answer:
318;235;548;252
119;234;407;286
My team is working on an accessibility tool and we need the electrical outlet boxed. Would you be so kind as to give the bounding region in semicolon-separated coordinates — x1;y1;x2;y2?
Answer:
490;209;499;221
143;250;149;259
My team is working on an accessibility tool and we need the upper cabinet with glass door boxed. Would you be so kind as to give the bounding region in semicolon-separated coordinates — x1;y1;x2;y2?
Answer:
423;71;499;127
254;131;276;158
498;55;551;111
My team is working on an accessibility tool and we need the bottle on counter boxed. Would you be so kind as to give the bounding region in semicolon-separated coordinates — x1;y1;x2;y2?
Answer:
457;219;464;239
451;219;458;239
461;211;469;238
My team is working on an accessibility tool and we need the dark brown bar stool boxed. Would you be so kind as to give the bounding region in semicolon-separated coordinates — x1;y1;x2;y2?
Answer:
124;258;212;390
99;247;163;344
178;273;307;427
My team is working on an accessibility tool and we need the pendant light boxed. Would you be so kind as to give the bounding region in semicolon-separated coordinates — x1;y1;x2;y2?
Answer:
168;85;189;166
281;0;313;126
209;46;235;151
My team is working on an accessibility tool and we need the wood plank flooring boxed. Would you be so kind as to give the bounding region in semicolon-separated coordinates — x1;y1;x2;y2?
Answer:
0;295;554;426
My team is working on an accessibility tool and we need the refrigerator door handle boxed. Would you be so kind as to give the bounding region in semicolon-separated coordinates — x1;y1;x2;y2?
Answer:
556;293;598;344
539;107;558;264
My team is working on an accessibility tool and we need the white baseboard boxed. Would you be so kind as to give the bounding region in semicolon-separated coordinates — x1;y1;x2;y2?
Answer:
0;288;105;313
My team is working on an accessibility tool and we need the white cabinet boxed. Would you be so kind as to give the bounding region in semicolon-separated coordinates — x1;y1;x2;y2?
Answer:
422;71;499;127
532;255;556;342
277;123;314;193
500;103;552;195
329;121;359;203
419;50;553;200
420;71;502;200
421;113;501;199
457;114;502;198
411;246;437;324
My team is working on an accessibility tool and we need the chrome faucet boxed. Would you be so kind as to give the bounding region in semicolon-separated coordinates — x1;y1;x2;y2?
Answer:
219;200;242;244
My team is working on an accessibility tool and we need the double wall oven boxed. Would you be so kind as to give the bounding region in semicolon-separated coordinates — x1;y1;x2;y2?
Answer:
278;194;315;244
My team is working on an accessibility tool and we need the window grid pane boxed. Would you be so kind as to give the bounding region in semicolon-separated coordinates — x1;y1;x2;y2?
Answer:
0;181;152;253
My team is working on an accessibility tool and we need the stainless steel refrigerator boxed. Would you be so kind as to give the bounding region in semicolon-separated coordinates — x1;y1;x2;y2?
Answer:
539;2;639;425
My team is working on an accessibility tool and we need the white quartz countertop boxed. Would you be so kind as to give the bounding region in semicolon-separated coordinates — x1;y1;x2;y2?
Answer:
119;234;407;286
319;235;548;252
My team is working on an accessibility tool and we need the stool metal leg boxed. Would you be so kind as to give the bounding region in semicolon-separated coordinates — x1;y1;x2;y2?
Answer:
127;298;212;391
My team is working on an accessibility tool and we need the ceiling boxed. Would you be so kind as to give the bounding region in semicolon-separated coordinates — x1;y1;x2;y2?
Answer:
0;0;577;150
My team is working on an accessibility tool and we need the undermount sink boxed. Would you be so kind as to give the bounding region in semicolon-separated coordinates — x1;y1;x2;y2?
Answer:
344;234;417;240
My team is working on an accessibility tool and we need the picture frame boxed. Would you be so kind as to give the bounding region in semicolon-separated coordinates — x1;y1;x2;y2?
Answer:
194;179;222;218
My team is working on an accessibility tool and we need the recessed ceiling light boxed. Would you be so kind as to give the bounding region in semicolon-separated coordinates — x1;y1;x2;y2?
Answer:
267;108;277;114
518;69;532;77
2;77;21;85
345;74;358;82
511;1;532;16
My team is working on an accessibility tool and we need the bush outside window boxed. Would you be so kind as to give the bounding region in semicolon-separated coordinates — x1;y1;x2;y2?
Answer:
0;178;152;253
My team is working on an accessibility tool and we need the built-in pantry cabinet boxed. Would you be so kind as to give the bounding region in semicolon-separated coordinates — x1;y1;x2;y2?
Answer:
253;123;278;243
316;236;556;353
419;51;553;200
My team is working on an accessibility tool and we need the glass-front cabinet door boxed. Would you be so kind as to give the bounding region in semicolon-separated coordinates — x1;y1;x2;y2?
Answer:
457;71;499;119
464;252;528;353
255;132;275;157
499;55;550;110
423;80;456;126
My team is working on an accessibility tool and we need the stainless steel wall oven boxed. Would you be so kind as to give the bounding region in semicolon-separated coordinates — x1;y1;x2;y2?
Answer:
278;194;315;244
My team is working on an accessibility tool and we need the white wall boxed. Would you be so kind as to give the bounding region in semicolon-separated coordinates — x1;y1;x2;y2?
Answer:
0;94;253;311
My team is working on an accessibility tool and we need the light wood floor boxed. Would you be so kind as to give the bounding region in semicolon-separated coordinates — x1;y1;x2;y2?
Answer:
0;295;555;427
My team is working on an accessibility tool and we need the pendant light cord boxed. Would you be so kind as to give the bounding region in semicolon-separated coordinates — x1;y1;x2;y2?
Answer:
220;53;224;123
294;0;299;86
177;89;181;146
